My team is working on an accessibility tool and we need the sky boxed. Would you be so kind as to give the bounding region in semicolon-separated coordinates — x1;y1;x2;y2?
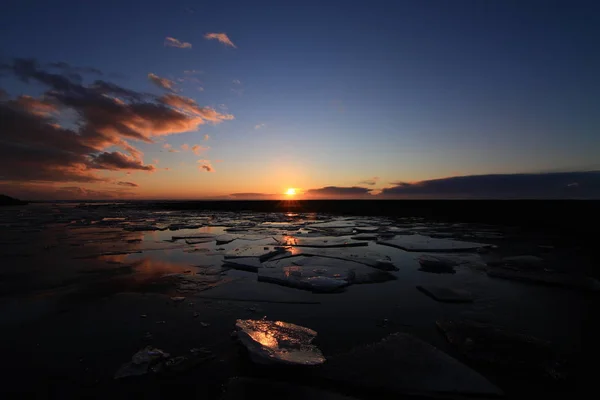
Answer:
1;0;599;199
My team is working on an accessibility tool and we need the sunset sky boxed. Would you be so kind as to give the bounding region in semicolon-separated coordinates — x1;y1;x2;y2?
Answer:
1;0;599;199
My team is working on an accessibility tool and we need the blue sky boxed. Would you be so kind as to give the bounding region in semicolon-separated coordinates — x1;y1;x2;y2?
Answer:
1;0;599;199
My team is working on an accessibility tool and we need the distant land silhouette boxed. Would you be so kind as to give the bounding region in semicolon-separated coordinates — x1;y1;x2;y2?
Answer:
0;194;27;206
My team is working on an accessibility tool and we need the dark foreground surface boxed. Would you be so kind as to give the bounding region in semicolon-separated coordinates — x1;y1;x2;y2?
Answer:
0;201;597;399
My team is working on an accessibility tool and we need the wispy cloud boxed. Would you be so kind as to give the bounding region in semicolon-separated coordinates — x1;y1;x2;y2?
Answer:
117;181;138;187
148;73;176;91
254;123;266;130
232;79;241;84
204;33;236;48
359;177;379;186
161;94;234;123
164;36;192;49
180;143;189;151
203;134;210;141
192;145;209;155
184;69;202;75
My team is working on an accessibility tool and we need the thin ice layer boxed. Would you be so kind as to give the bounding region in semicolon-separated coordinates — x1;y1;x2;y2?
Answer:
378;234;489;252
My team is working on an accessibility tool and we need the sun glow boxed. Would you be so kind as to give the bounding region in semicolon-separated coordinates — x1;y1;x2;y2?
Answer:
285;188;297;196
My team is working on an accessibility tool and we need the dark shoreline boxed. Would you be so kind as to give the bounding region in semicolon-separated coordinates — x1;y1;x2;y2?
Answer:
139;199;595;227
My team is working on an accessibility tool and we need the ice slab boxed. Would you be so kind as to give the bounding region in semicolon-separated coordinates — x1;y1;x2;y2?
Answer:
378;234;489;252
262;256;395;284
115;346;170;379
350;233;379;241
437;319;567;381
353;226;379;233
225;245;289;261
416;285;473;302
223;257;263;272
171;234;216;241
487;268;600;291
258;265;352;293
282;237;367;248
418;255;458;273
320;332;502;397
274;248;398;271
235;319;326;365
306;220;357;229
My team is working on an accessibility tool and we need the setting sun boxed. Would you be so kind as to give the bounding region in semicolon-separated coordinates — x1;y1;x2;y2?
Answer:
285;188;297;196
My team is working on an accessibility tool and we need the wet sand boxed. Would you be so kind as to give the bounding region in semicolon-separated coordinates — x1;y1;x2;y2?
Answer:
0;202;596;398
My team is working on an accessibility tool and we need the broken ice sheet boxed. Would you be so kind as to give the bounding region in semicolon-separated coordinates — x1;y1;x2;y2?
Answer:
225;245;289;261
235;319;325;365
282;237;367;248
279;248;398;271
223;257;263;272
350;233;379;241
378;234;490;252
259;265;351;293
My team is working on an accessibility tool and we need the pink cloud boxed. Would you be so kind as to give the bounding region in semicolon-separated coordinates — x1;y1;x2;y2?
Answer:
148;73;176;91
164;37;192;49
204;33;236;48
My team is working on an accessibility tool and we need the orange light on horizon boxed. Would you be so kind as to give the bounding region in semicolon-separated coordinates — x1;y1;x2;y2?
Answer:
285;188;297;196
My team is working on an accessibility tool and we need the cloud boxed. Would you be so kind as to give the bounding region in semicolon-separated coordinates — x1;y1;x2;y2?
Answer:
90;151;155;171
161;94;234;122
359;177;379;186
203;134;210;141
47;61;103;76
0;58;232;185
14;95;57;116
164;37;192;49
192;144;209;155
305;186;373;198
204;33;236;48
378;172;600;199
254;123;266;130
232;79;241;84
184;70;202;75
148;73;176;91
199;161;214;172
181;143;189;151
229;193;279;199
117;181;138;187
0;182;134;200
168;149;180;153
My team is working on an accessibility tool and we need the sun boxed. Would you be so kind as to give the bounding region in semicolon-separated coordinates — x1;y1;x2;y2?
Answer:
285;188;297;196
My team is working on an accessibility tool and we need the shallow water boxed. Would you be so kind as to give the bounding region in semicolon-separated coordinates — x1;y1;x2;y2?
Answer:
0;203;594;398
